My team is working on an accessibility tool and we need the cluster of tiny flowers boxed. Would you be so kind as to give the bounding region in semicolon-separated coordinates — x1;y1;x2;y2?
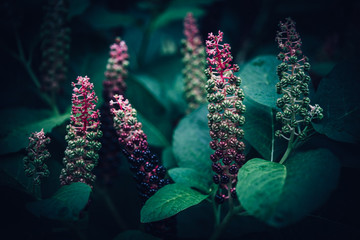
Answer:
103;37;129;102
39;0;71;93
181;13;207;113
23;129;51;185
275;18;323;141
205;31;246;204
110;95;176;239
60;76;102;187
98;38;130;185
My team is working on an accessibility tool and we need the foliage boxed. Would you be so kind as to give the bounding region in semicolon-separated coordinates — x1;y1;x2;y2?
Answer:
0;0;358;240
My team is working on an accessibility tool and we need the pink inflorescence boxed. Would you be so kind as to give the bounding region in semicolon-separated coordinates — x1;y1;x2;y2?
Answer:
24;129;51;185
205;31;246;204
103;37;129;102
60;76;102;187
182;13;207;113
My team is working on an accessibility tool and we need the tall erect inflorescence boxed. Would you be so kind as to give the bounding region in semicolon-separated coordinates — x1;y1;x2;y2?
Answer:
110;95;176;239
60;76;102;187
98;37;130;185
39;0;71;93
103;37;129;103
205;31;246;204
275;18;323;147
182;13;207;113
23;129;51;185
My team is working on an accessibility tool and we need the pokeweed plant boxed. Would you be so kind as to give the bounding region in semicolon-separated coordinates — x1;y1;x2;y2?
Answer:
1;2;352;238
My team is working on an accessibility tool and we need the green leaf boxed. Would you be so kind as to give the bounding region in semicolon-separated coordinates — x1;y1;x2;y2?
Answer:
242;97;286;161
162;146;178;170
137;112;170;147
237;148;340;228
0;152;41;199
113;230;160;240
237;158;286;221
82;4;136;29
313;60;360;143
239;55;281;109
140;183;208;223
168;168;212;194
0;110;70;155
26;182;91;221
151;7;204;31
68;0;90;19
172;104;212;177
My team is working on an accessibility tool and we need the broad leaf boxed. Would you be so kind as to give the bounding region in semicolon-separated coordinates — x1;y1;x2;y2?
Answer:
140;183;208;223
168;168;212;194
239;55;280;109
0;152;42;199
137;112;170;147
113;230;160;240
172;104;212;177
313;60;360;143
82;4;136;29
0;110;70;155
237;158;286;221
237;148;340;228
242;97;286;161
162;146;178;170
26;182;91;221
68;0;90;19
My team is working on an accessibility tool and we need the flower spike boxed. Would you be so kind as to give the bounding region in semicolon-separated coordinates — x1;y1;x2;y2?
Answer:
23;129;51;185
205;31;246;204
275;18;323;148
182;13;207;113
60;76;102;187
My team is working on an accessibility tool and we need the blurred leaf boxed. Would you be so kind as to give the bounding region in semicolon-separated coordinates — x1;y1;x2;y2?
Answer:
137;112;170;147
113;230;160;240
0;152;41;199
140;183;208;223
239;55;281;109
82;4;136;29
0;109;70;155
237;148;340;228
168;168;212;193
162;146;178;170
151;7;204;31
313;60;360;144
242;97;286;161
172;104;212;177
26;182;91;221
68;0;90;19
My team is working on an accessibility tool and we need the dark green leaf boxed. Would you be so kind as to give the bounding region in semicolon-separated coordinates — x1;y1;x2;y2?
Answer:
113;230;160;240
151;7;204;31
68;0;90;19
26;182;91;221
140;183;208;223
237;148;340;228
172;104;212;177
314;60;360;143
137;112;170;147
0;110;70;155
237;158;286;221
242;97;286;161
168;168;212;193
239;55;281;109
82;4;136;29
162;146;178;170
0;152;41;199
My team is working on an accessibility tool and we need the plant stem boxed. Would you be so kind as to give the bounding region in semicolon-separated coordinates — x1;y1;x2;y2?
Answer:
279;128;294;164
